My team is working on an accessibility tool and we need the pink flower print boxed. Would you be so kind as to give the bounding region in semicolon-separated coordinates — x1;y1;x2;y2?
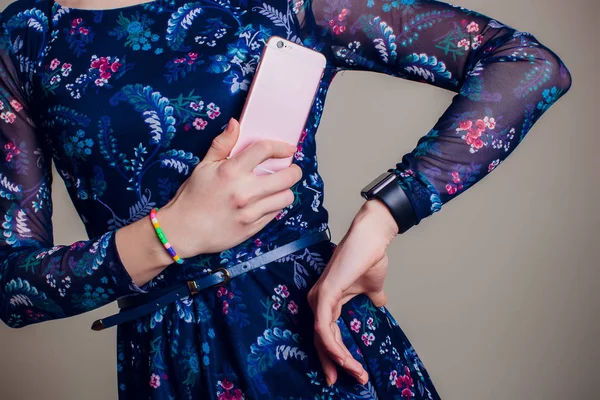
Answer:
361;332;375;346
272;295;281;310
299;129;307;143
395;367;415;398
4;141;20;162
222;300;229;314
50;58;60;70
79;27;89;35
188;52;199;65
484;116;496;130
367;317;375;330
389;370;399;386
350;318;361;333
149;374;161;388
207;103;221;119
472;34;484;50
0;100;4;110
451;171;461;184
217;287;228;298
71;18;83;29
445;184;457;195
91;56;121;80
221;379;234;391
457;38;470;50
61;63;72;76
457;119;472;131
1;112;16;124
254;238;262;247
174;58;186;64
292;0;304;14
474;119;486;131
189;101;204;111
467;21;479;32
287;300;298;315
275;208;287;220
274;284;289;298
488;159;500;172
332;25;346;35
193;118;207;130
228;292;234;299
9;100;22;112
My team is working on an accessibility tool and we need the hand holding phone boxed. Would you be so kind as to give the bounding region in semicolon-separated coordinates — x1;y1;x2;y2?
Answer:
227;36;326;175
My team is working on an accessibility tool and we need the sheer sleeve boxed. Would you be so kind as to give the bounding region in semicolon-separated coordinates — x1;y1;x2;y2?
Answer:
298;0;572;228
0;7;142;328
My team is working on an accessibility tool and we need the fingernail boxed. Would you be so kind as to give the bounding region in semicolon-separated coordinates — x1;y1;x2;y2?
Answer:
225;118;235;132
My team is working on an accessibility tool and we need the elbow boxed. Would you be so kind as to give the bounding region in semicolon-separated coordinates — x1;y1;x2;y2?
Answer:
536;39;573;97
550;51;572;96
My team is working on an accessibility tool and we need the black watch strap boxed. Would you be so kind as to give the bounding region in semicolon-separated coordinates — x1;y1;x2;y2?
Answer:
372;174;417;234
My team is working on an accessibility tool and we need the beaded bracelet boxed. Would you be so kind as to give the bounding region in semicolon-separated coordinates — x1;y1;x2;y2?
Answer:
149;207;183;264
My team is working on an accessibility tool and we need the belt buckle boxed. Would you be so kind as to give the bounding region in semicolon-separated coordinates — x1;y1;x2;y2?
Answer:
211;267;231;287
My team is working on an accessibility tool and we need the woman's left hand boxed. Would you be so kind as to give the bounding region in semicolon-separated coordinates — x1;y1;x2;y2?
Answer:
307;199;399;386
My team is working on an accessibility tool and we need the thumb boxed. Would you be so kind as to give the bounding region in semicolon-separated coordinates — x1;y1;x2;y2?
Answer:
203;118;240;163
366;289;388;308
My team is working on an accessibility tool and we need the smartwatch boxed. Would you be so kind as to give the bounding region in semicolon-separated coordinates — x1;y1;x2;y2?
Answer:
360;170;417;234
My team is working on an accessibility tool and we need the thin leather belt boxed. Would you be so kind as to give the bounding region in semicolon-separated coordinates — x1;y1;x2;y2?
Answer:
91;229;331;331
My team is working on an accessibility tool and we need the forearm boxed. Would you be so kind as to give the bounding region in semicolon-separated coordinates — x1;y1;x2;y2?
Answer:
115;207;175;287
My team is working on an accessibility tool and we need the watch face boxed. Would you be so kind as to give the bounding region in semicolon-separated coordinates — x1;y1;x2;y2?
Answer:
362;172;395;196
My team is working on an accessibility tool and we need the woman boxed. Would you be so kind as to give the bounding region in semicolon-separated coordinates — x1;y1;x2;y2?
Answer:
0;0;571;398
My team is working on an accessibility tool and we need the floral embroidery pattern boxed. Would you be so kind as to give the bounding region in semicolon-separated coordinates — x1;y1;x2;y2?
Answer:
0;0;570;399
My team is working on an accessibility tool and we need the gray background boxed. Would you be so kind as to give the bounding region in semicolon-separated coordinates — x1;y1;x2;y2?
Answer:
0;0;598;399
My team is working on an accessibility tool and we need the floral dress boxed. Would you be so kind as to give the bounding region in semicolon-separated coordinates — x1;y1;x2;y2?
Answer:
0;0;571;399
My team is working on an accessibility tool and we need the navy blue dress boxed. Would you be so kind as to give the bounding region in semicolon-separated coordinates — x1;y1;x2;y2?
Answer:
0;0;571;398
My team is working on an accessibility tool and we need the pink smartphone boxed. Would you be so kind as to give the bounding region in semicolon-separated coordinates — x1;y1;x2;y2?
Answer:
227;36;327;175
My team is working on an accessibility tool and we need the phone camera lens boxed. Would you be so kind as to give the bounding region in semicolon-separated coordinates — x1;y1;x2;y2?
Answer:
277;40;284;48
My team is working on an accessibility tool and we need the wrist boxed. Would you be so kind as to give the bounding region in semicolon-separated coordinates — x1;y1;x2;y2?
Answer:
115;216;173;287
357;199;399;239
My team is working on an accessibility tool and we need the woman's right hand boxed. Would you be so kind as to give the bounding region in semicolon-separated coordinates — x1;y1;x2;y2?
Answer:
158;118;302;257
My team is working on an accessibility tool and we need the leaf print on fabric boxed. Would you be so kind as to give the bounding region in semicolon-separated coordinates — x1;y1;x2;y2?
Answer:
166;2;205;51
513;48;554;98
247;328;307;377
253;2;300;41
97;116;131;174
0;173;22;201
4;278;64;317
45;105;90;128
110;84;177;147
6;8;48;37
395;8;455;47
402;53;455;84
159;149;199;175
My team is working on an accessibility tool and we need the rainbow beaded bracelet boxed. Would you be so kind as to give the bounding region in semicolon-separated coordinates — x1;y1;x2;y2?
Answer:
150;207;183;264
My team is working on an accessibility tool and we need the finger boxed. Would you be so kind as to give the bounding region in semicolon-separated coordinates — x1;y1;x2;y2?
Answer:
250;209;281;230
332;320;369;385
249;164;302;200
315;336;338;386
314;295;365;378
203;118;240;163
231;139;297;172
243;189;295;223
366;289;388;308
